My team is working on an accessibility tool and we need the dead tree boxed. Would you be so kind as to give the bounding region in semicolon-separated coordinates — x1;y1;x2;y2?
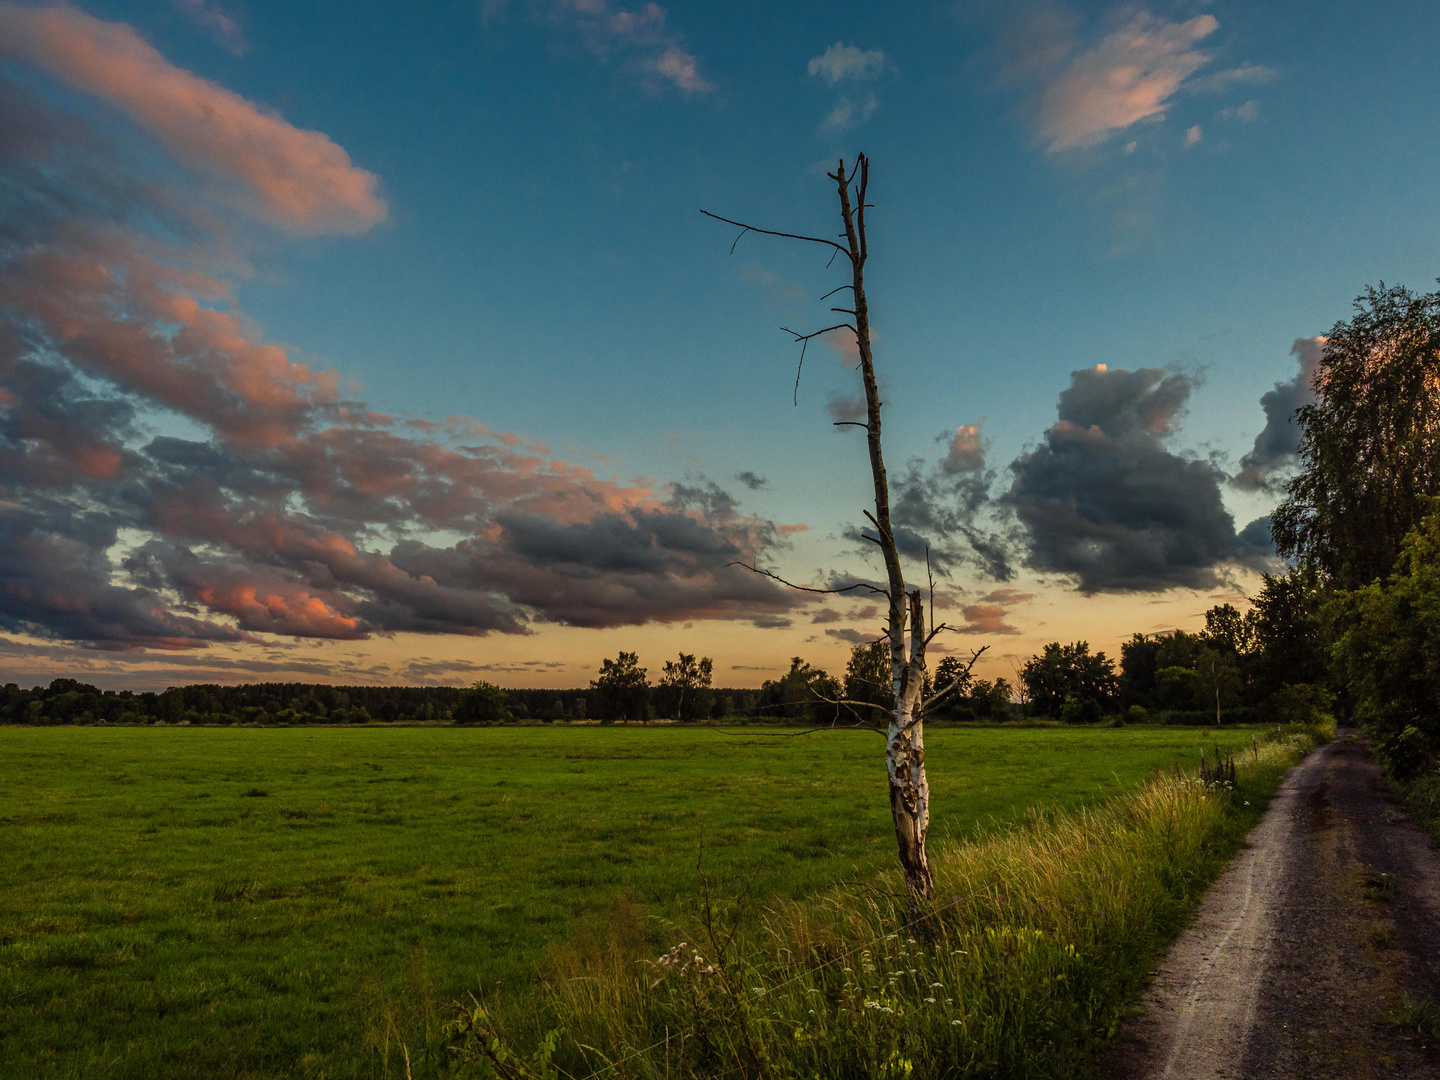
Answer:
704;155;984;901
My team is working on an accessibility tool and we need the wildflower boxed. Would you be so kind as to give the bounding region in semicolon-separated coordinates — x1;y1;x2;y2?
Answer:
930;982;944;989
951;1019;962;1026
924;997;936;1004
864;1001;882;1010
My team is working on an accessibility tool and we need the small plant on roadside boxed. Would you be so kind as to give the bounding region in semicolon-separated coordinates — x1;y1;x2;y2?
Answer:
407;998;562;1080
1388;994;1440;1042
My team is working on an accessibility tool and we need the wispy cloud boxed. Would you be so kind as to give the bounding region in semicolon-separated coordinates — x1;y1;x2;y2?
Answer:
1219;99;1259;123
514;0;712;95
172;0;247;55
808;42;885;85
1187;62;1276;96
808;41;885;134
1033;11;1218;152
0;4;385;233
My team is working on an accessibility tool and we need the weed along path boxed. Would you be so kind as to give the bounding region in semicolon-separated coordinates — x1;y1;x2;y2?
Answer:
1102;730;1440;1079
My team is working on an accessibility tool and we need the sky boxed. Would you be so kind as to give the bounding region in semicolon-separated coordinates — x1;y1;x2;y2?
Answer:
2;0;1439;692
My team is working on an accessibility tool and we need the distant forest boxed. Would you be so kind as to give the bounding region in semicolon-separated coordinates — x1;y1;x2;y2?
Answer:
0;678;799;727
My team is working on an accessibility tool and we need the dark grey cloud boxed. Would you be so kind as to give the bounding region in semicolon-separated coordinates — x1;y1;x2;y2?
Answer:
734;470;767;490
825;627;881;645
1232;337;1323;492
1238;515;1275;554
1008;365;1271;593
825;390;865;424
876;422;1019;582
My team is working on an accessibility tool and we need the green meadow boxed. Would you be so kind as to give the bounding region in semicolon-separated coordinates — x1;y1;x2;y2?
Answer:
0;724;1255;1079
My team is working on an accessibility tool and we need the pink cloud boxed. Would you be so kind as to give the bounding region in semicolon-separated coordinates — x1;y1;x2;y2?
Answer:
1034;12;1218;152
0;3;385;233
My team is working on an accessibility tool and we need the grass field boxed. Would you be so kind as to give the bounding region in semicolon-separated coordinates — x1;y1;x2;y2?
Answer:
0;724;1259;1079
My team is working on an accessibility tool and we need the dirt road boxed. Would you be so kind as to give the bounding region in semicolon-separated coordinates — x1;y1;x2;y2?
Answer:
1101;730;1440;1079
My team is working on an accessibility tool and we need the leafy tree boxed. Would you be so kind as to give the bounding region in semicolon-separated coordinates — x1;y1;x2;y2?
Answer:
592;652;650;723
1195;646;1243;722
1272;283;1440;588
1328;498;1440;744
843;641;892;716
758;658;839;723
453;681;511;724
1119;633;1163;709
656;653;714;722
1202;603;1254;656
1248;569;1329;700
1155;629;1203;672
968;677;1013;721
1020;642;1118;719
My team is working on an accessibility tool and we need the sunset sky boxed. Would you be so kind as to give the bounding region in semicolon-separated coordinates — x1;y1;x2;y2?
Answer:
2;0;1439;691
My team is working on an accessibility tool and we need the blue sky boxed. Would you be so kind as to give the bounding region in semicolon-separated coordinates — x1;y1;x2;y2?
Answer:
2;0;1438;689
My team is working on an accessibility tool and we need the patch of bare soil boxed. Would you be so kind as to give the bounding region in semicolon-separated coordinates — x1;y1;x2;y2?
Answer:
1099;730;1440;1080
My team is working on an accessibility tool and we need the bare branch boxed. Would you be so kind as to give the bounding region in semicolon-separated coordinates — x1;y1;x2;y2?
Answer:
926;545;935;642
832;421;869;428
713;721;879;739
700;209;852;260
920;645;990;715
819;284;855;301
862;508;892;545
781;323;858;342
727;560;890;598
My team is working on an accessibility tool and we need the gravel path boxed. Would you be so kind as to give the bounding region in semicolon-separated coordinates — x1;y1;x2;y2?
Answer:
1100;730;1440;1079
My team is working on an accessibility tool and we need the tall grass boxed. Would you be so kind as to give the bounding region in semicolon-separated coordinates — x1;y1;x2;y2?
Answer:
491;724;1328;1080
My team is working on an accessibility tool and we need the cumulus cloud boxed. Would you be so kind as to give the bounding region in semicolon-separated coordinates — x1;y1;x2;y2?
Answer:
734;470;767;490
0;11;796;653
1008;365;1271;592
942;423;987;474
860;422;1018;582
0;3;385;234
1184;124;1202;147
172;0;247;55
1232;337;1324;492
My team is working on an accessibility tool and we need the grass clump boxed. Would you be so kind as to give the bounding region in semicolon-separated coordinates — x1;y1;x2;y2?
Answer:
541;725;1325;1080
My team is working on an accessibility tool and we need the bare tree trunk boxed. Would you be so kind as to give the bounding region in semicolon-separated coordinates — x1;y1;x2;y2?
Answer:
834;158;935;899
703;155;958;901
